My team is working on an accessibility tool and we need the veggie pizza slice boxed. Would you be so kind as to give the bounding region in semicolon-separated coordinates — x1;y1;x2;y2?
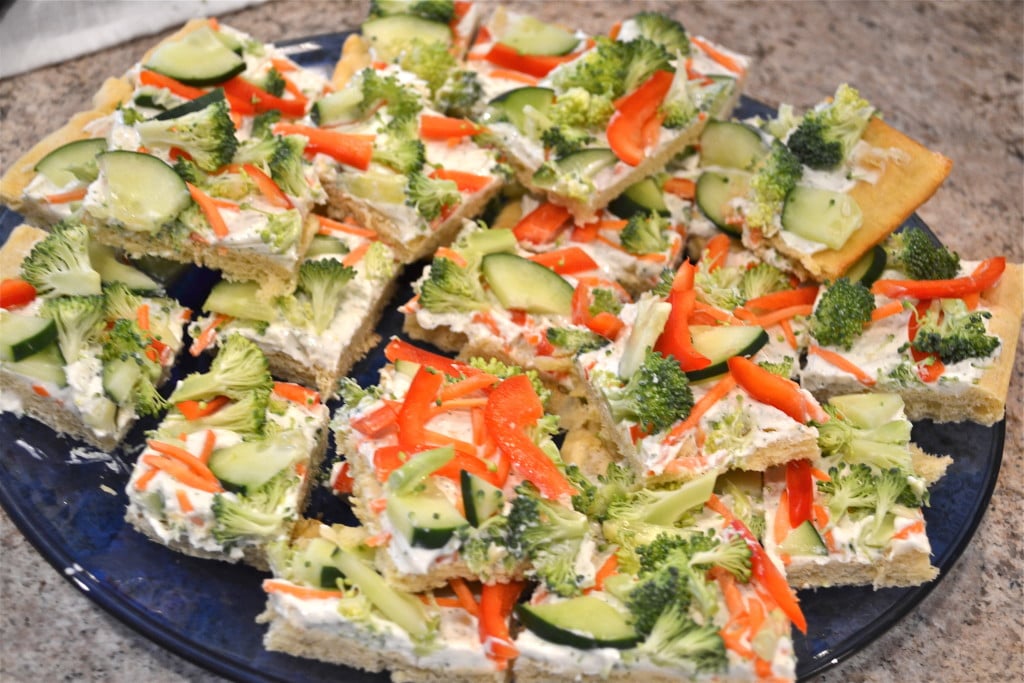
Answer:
0;224;189;450
124;334;329;568
1;19;331;295
187;213;401;397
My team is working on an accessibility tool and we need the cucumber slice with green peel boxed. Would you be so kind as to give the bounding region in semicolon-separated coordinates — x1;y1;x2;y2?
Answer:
540;148;617;180
843;244;887;286
480;252;573;315
487;87;555;133
144;25;246;87
202;280;280;323
827;393;905;429
211;27;244;54
609;177;669;218
153;89;227;121
0;312;59;362
33;138;107;187
699;120;767;170
206;431;305;494
516;596;640;649
463;228;517;258
311;88;365;127
291;537;346;589
686;324;769;381
386;446;454;495
781;186;863;250
305;234;350;258
779;520;828;557
695;170;750;235
386;481;468;549
498;16;580;56
361;15;453;61
88;242;161;292
6;345;67;387
460;470;504;527
94;151;191;233
102;358;142;405
345;171;407;204
393;359;421;378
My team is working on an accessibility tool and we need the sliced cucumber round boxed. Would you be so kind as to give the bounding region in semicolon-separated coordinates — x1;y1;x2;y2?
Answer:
480;252;573;315
498;16;579;56
686;324;768;381
311;87;366;127
609;176;669;218
144;25;246;87
699;120;767;170
95;151;191;233
206;431;305;494
487;86;555;133
291;537;347;589
34;138;107;188
460;470;504;527
362;15;453;62
779;520;828;557
305;234;350;259
345;170;407;204
88;242;161;292
695;170;750;236
843;244;887;286
0;312;59;362
827;393;905;429
781;186;863;251
516;595;640;649
203;280;280;323
153;89;227;121
386;483;468;549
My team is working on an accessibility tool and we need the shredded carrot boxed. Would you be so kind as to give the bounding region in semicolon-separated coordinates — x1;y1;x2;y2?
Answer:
754;657;775;678
751;304;815;328
745;598;766;641
779;318;798;350
31;384;50;397
45;187;88;204
198;429;217;464
270;57;297;73
871;299;907;322
187;183;230;238
720;624;756;659
176;489;194;514
189;313;231;356
811;468;831;482
892;519;926;541
140;454;222;493
448;577;480;616
428;596;464;608
703;233;731;272
439;372;499;401
808;344;876;386
773;490;791;545
666;375;737;442
146;440;222;487
591;553;619;592
263;579;344;600
690;36;746;75
176;395;230;421
316;214;377;238
435;246;468;267
368;497;388;514
472;310;503;337
431;397;490;415
742;286;819;313
273;381;321;407
487;68;539;85
342;241;372;267
364;531;392;547
134;467;158;491
663;176;696;199
693;300;741;324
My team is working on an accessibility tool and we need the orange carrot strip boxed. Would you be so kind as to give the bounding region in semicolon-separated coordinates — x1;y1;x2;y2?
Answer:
435;246;468;268
138;69;205;99
430;168;493;193
146;440;222;486
773;490;791;545
135;467;159;491
263;579;344;600
488;68;540;85
663;176;696;199
176;395;230;420
666;375;737;442
703;233;731;272
0;278;37;309
316;214;377;238
690;36;746;75
779;318;798;350
342;241;372;267
743;286;819;313
189;313;231;356
176;489;194;514
448;577;480;616
439;373;500;401
811;468;831;482
45;187;88;204
871;300;908;322
429;596;463;608
198;429;217;464
751;304;815;328
31;384;50;397
808;344;876;386
591;554;619;592
892;519;926;541
274;123;375;170
187;183;230;238
273;381;321;407
140;454;222;493
365;531;392;547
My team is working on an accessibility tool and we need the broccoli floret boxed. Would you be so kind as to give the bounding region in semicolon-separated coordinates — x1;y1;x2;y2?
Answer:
169;390;269;439
740;262;791;300
406;171;460;220
630;12;691;55
135;95;238;172
809;278;875;349
466;357;549;406
169;334;273;403
621;212;670;256
363;241;396;281
540;126;594;157
816;463;878;525
589;287;624;317
886;360;923;387
173;156;205;185
298;259;357;332
418;257;488;313
118;105;146;125
506;482;591;597
757;357;795;378
747;141;802;231
456;515;518;580
368;0;454;22
549;87;616;130
20;223;102;297
545;326;610;354
911;298;999;364
372;115;426;174
100;318;166;415
788;84;874;170
694;262;745;310
651;268;675;297
703;395;756;454
607;349;693;434
551;36;629;99
360;69;422;119
234;132;310;198
631;606;726;673
338;377;382;409
626;564;692;635
885;227;960;281
211;468;296;544
398;39;456;94
605;471;716;533
786;117;843;170
434;69;485;119
259;209;303;253
567;462;634;522
622;37;674;95
250;109;282;138
862;467;915;547
660;69;697;129
256;67;286;97
814;402;913;473
531;161;598;202
688;533;753;582
40;295;106;361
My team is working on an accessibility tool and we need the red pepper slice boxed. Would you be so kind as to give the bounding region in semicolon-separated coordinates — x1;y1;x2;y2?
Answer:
0;278;37;309
222;75;308;117
606;70;674;166
654;288;711;371
513;202;572;245
727;356;828;424
528;247;599;275
397;366;444;452
484;42;583;78
383;338;472;378
785;459;814;529
872;256;1006;300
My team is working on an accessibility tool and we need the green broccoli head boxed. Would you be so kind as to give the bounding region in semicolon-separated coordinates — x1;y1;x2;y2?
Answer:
740;262;791;301
466;356;550;406
268;134;312;198
549;87;616;130
368;0;454;22
418;256;488;313
506;482;590;597
566;462;635;522
817;463;881;527
622;37;674;95
607;349;694;435
786;117;844;170
259;209;303;254
298;258;357;332
747;141;803;231
632;606;726;673
911;298;999;364
100;318;167;415
40;295;106;361
620;212;671;255
434;69;485;119
406;171;460;220
372;115;426;174
630;12;690;55
885;227;960;281
660;70;698;129
398;39;457;94
553;36;658;100
255;67;286;97
169;333;272;403
688;533;753;582
21;222;102;297
456;515;518;580
359;69;423;119
814;402;913;473
170;390;270;439
211;468;297;544
694;262;745;310
173;156;206;185
807;84;875;160
809;278;875;349
362;240;396;281
135;95;238;172
539;125;594;157
250;110;282;139
589;287;624;317
545;326;611;354
756;357;795;379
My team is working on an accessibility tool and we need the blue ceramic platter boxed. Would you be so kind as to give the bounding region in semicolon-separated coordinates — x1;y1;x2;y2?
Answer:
0;32;1004;683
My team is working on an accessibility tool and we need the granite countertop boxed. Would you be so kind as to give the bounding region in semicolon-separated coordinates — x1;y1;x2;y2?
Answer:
0;1;1021;681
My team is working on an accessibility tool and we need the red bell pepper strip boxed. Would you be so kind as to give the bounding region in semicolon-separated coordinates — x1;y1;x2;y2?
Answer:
419;114;485;140
727;356;828;424
350;402;399;437
222;75;308;117
513;202;572;245
654;288;712;371
273;123;374;170
397;366;445;452
0;279;37;309
484;41;583;78
703;233;731;272
478;580;526;668
670;259;696;293
429;168;494;193
871;256;1006;300
138;69;205;99
606;70;674;166
528;247;599;275
743;286;819;313
571;281;625;340
785;460;815;529
383;337;471;378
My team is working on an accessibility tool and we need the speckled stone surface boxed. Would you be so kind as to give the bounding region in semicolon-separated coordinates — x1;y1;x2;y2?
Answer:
0;1;1021;681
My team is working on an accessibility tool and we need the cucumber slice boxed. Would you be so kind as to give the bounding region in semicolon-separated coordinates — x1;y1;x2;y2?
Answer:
345;170;407;204
102;357;142;405
393;359;421;378
94;151;191;233
144;25;246;87
827;393;905;429
305;234;350;259
463;228;517;258
6;345;67;387
542;147;617;179
88;242;161;292
487;87;555;134
516;596;640;649
686;324;769;381
153;89;227;121
699;121;767;170
207;431;305;494
779;520;828;557
0;312;58;362
311;88;365;127
202;280;280;323
695;170;750;235
386;481;468;549
781;186;863;250
480;252;573;315
386;446;455;495
361;15;453;61
498;16;579;56
843;244;887;286
460;470;504;527
291;537;346;589
609;177;669;218
211;27;244;54
33;138;107;187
